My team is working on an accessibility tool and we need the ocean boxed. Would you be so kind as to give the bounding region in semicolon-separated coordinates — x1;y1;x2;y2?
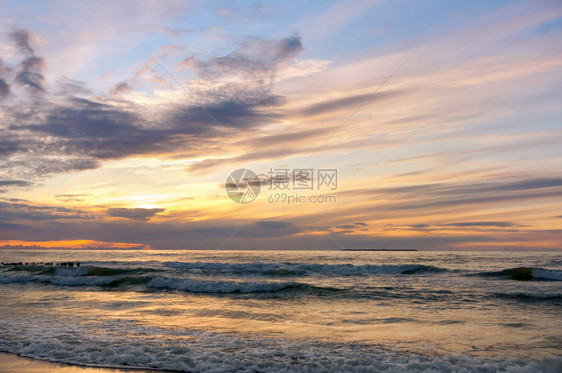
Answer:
0;250;560;372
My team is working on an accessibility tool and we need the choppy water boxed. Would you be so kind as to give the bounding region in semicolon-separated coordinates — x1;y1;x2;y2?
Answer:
0;250;560;372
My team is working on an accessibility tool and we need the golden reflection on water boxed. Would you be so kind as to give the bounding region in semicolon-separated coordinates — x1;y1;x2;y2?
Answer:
7;285;555;359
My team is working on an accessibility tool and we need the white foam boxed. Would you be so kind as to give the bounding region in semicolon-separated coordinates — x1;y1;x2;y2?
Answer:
531;268;562;281
0;317;559;373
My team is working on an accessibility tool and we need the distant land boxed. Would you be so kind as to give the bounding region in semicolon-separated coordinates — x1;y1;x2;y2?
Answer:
343;249;419;252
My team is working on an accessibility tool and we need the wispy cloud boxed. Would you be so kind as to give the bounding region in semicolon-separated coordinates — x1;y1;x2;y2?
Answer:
107;208;165;221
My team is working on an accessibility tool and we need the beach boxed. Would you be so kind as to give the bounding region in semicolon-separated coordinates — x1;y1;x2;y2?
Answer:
0;352;169;373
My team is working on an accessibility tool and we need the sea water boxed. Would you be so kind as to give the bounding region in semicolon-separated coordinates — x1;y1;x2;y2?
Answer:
0;250;560;372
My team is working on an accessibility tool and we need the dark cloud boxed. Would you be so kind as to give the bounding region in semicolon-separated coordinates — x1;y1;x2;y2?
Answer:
345;177;562;205
0;58;12;74
0;197;559;250
0;214;302;249
169;99;282;129
1;31;301;190
10;29;34;55
0;58;12;98
107;208;165;221
443;222;517;227
180;36;302;76
20;55;44;70
300;89;408;117
484;178;562;191
0;140;22;157
337;224;356;229
1;96;224;184
0;200;92;221
0;180;33;187
178;35;302;107
336;222;368;230
111;81;132;95
313;176;562;229
0;79;10;97
10;30;46;92
15;69;46;91
11;98;183;160
54;194;91;202
555;215;562;219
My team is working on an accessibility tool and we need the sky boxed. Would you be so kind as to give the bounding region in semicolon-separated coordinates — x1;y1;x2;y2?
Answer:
0;0;561;251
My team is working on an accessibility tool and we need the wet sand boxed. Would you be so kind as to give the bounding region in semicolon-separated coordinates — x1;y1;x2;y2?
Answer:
0;353;171;373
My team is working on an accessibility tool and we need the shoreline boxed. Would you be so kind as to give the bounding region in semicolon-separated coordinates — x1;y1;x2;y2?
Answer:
0;353;173;373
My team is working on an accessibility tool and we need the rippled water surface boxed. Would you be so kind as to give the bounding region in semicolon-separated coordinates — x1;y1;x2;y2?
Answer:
0;250;561;372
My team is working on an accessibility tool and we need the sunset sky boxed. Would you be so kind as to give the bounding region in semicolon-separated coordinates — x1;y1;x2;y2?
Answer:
0;0;561;250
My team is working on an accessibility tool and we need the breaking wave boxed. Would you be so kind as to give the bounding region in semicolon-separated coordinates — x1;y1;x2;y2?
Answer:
163;261;449;276
479;267;562;281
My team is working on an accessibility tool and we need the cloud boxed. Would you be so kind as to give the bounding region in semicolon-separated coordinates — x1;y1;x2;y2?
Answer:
0;79;10;97
0;199;92;222
10;29;46;92
1;30;304;190
177;35;303;105
54;194;91;202
0;196;559;250
0;180;33;187
0;58;11;98
55;77;91;96
336;222;369;230
2;94;253;184
300;89;408;117
483;178;562;192
443;222;517;228
10;29;34;55
319;176;562;228
111;81;132;94
3;97;203;181
336;224;356;229
0;139;23;156
107;208;165;221
15;61;46;91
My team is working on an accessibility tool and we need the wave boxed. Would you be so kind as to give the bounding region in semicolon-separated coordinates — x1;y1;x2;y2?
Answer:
480;267;562;281
6;264;160;277
147;276;340;294
0;268;342;295
163;261;449;276
493;292;562;301
1;319;560;373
